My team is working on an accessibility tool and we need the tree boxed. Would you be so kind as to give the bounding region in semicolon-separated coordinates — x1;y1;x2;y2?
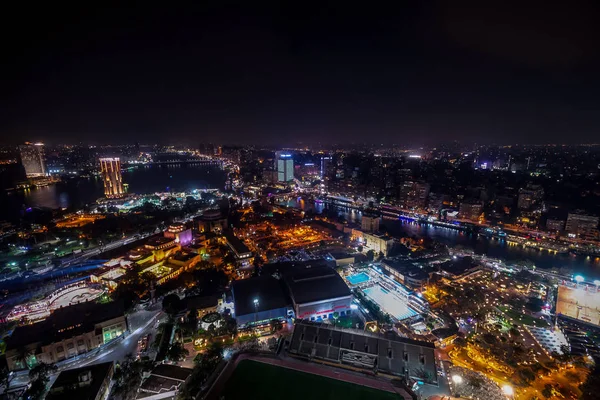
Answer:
25;362;56;400
269;319;283;333
366;249;375;261
162;294;184;318
580;362;600;399
14;346;33;370
525;297;544;313
112;355;151;400
167;342;189;362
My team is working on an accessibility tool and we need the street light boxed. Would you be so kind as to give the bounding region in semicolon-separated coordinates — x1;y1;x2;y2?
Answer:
253;298;259;324
502;384;514;397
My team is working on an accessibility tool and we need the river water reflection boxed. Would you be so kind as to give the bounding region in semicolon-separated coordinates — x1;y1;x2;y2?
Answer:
281;199;600;279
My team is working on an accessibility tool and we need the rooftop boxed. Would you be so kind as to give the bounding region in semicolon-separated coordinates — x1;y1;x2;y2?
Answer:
146;236;176;248
6;301;125;350
47;362;113;400
283;265;351;305
232;275;290;316
224;231;251;256
382;259;429;280
150;364;193;382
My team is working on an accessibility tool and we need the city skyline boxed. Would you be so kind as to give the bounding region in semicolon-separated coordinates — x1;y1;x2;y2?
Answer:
2;3;600;400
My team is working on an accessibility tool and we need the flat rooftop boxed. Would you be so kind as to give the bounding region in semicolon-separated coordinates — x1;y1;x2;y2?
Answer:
283;266;351;305
224;232;251;256
47;362;113;400
6;301;125;350
232;275;290;316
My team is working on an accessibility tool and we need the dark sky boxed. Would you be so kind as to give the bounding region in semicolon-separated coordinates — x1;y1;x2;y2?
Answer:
2;2;600;146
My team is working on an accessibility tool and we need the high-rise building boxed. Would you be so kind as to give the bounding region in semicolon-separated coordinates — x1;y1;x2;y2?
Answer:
275;151;294;182
361;214;380;233
19;142;46;177
565;212;599;240
320;156;332;180
517;184;544;210
99;158;124;198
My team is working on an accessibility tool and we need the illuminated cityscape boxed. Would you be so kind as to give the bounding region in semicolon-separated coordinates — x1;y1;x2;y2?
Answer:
1;3;600;400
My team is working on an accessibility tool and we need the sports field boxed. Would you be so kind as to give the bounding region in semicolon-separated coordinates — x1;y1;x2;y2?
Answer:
222;359;402;400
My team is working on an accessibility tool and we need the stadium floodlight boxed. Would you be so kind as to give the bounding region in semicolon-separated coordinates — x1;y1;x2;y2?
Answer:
574;275;584;283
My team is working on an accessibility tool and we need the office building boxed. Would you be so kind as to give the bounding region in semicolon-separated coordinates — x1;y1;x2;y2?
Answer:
289;322;437;384
361;214;380;233
459;201;483;222
546;218;565;232
518;184;544;210
320;156;332;180
275;151;294;182
354;231;394;257
99;158;124;198
565;212;599;239
19;142;46;177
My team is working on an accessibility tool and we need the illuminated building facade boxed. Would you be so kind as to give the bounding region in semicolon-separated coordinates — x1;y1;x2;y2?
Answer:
19;142;46;177
99;158;124;198
164;223;193;245
275;151;294;182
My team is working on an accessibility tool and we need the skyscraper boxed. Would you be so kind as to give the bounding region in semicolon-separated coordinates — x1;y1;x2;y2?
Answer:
19;142;46;178
275;151;294;182
320;156;332;180
99;158;124;198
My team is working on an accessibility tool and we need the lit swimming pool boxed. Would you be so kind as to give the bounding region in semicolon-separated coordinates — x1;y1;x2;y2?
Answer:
346;272;370;285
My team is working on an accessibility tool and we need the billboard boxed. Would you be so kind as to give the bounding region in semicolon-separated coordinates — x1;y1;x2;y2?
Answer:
556;282;600;327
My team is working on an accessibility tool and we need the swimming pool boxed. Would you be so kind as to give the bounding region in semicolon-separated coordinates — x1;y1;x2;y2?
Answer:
363;285;418;321
346;272;370;285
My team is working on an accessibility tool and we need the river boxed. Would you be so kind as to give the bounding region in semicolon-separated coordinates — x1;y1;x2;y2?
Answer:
281;198;600;279
0;164;226;221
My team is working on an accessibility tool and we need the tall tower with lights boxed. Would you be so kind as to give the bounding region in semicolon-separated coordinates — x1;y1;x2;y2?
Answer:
275;151;294;182
19;142;46;177
99;158;124;198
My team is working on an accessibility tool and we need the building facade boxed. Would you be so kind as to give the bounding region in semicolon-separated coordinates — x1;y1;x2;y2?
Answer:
19;142;46;177
4;302;127;371
361;214;380;233
275;151;294;182
565;212;599;239
99;157;124;198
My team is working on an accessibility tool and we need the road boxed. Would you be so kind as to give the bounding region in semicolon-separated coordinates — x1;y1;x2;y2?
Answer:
60;233;153;267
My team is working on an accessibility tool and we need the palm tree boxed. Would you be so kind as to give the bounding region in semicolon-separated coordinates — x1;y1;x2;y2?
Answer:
14;346;32;370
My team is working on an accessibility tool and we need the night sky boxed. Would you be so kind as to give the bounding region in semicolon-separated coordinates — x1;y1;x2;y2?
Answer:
2;2;600;146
